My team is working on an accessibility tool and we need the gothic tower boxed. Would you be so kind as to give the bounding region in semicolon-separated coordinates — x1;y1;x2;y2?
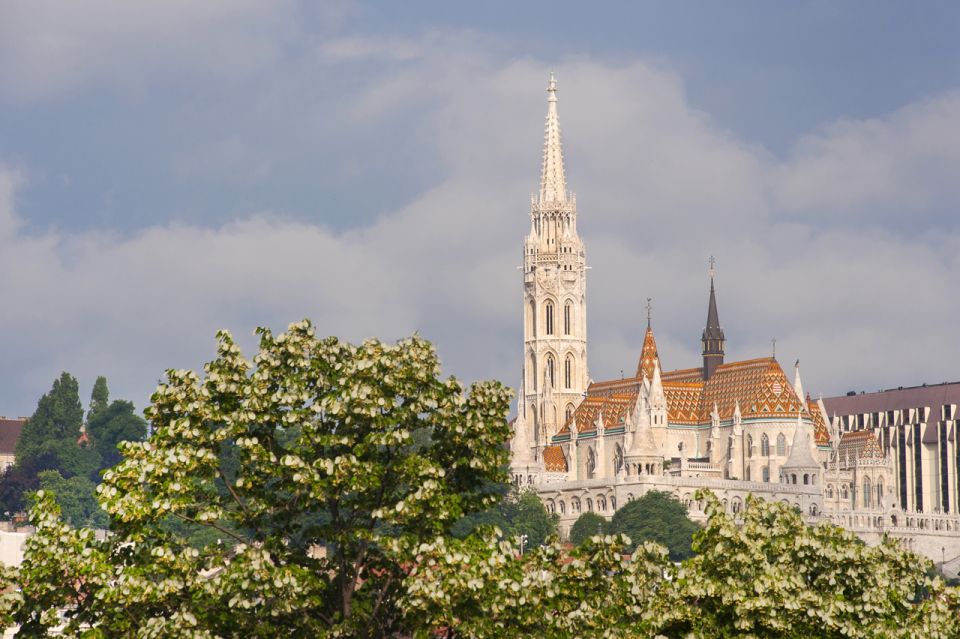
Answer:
521;73;589;458
701;261;725;380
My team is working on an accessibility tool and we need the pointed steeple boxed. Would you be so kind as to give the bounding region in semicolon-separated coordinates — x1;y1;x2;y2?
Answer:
782;410;819;471
636;300;661;380
701;257;725;380
539;72;568;205
793;359;805;405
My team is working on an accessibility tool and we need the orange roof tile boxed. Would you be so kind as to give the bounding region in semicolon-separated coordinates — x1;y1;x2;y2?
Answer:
636;327;660;380
560;357;830;443
543;445;568;472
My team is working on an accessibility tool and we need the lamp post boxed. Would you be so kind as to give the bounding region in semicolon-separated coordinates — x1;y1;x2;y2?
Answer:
519;534;528;556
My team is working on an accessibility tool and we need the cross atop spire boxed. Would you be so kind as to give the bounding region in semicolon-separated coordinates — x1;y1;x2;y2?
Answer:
539;72;568;205
645;297;652;329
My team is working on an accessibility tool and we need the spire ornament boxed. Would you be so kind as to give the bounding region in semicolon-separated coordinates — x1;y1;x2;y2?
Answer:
539;72;568;206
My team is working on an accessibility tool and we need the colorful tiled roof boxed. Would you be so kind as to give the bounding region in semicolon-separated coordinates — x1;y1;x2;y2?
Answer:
559;340;830;445
543;445;568;472
635;327;660;380
837;430;885;461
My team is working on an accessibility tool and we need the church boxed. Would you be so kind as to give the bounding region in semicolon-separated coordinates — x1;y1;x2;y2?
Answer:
509;74;959;569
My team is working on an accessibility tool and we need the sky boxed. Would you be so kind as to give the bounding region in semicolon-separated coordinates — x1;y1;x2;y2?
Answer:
0;1;959;417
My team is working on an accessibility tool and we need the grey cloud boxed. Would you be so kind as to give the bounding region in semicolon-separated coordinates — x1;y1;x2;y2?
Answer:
0;37;957;419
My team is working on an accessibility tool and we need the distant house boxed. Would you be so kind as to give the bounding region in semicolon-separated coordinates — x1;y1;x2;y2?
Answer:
0;418;25;471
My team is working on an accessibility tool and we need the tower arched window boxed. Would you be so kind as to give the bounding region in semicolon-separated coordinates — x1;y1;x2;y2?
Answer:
761;434;770;457
877;477;884;504
564;302;572;335
546;355;555;388
545;301;554;335
776;433;786;456
762;466;770;483
529;300;536;338
564;355;573;388
863;477;872;508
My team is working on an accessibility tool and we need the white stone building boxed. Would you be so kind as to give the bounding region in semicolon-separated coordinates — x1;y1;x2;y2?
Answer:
509;74;960;573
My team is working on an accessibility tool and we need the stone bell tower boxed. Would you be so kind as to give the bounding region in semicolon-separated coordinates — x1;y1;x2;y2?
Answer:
519;73;589;461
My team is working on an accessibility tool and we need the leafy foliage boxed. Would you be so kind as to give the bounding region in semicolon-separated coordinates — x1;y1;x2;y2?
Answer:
568;511;608;546
13;372;84;478
452;488;557;548
86;398;147;471
36;470;107;528
403;491;960;639
88;375;110;421
2;322;512;637
610;489;699;560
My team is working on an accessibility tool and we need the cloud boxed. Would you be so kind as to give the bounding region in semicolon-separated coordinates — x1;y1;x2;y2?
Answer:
0;24;958;417
0;0;303;101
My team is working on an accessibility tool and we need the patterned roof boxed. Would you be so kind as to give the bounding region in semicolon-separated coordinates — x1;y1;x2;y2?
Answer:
635;327;660;380
558;336;831;445
808;399;830;447
543;445;568;472
837;430;885;461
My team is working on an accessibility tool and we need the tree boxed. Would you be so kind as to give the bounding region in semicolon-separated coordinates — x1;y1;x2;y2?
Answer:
3;322;512;637
36;470;107;529
86;399;147;472
14;372;84;476
401;491;960;639
88;375;109;421
610;490;699;560
568;511;608;546
452;488;557;549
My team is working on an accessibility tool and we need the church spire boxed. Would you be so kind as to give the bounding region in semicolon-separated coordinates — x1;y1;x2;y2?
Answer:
636;298;661;380
539;72;568;205
701;257;725;380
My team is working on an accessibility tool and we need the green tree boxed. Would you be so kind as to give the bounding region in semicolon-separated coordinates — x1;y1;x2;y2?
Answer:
452;488;557;549
3;322;512;637
610;490;699;560
568;511;608;546
14;372;85;475
86;399;147;472
36;470;107;529
88;375;109;421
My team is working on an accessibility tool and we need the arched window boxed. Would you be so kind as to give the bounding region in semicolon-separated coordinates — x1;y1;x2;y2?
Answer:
564;355;573;388
598;496;606;511
747;435;753;458
761;434;770;456
546;355;555;388
564;302;572;335
572;498;581;514
863;477;872;508
803;473;809;485
586;498;593;512
545;301;554;335
776;433;786;456
827;484;834;499
559;500;566;515
565;403;575;425
546;500;555;514
529;300;536;338
841;484;848;500
762;466;770;483
877;477;884;504
745;465;751;481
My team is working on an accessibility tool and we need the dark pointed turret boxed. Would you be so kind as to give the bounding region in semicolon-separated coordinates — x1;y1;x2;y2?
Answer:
701;259;725;380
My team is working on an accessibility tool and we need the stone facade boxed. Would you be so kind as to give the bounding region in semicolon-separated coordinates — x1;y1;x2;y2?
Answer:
510;74;960;574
